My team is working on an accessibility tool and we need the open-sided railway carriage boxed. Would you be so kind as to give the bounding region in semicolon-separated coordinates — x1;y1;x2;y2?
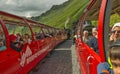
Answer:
76;0;120;74
0;11;67;74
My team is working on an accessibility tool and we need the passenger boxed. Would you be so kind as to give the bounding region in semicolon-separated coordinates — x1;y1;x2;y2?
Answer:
75;30;81;38
36;32;44;39
0;27;6;51
23;34;31;44
49;32;54;37
59;31;62;35
73;34;77;40
82;30;89;44
88;27;99;54
73;31;80;44
0;27;5;40
9;34;23;52
97;42;120;74
16;33;23;44
0;39;6;51
45;33;52;38
109;22;120;45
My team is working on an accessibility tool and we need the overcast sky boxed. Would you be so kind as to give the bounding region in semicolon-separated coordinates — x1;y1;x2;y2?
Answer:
0;0;68;17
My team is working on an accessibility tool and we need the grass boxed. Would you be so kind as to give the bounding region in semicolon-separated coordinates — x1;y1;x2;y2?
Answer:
35;0;90;29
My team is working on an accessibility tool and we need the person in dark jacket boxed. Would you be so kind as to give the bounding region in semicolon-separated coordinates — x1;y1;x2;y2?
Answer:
88;27;99;54
9;34;23;52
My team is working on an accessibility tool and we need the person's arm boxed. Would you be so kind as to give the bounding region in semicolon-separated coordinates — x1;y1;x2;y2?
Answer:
10;42;23;52
97;62;113;74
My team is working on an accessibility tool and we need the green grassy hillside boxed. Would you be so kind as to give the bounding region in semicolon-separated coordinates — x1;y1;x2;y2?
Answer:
31;0;90;29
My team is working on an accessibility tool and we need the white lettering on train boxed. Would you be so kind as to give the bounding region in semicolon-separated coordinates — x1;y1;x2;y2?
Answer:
20;46;32;67
19;45;50;67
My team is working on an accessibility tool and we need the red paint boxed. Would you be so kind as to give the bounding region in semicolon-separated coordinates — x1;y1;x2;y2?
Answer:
0;11;67;74
76;0;107;74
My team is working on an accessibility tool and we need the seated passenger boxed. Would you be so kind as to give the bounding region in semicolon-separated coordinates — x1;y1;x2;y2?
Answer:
82;30;89;44
45;33;52;38
0;28;5;41
0;39;6;51
88;27;99;54
36;32;44;39
9;34;23;52
23;34;31;44
16;33;23;44
97;42;120;74
109;23;120;45
0;27;6;51
50;33;54;36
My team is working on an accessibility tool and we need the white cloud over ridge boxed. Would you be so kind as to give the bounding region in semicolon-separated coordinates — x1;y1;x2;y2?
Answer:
0;0;68;17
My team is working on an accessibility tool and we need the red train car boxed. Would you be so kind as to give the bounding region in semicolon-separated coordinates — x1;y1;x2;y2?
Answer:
76;0;120;74
0;11;67;74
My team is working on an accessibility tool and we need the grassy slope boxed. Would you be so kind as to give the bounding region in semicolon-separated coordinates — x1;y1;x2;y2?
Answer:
38;0;90;29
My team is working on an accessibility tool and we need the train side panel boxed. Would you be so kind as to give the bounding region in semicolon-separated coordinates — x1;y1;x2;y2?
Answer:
76;38;101;74
0;11;67;74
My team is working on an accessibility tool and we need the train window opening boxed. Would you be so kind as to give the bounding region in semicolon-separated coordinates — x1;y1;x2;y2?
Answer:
49;28;54;36
82;24;99;43
104;0;120;61
52;29;55;36
56;30;59;35
5;22;32;44
53;29;57;36
31;25;43;40
81;0;102;54
6;23;17;34
0;24;6;51
51;29;56;37
83;21;94;38
42;28;51;38
21;26;31;36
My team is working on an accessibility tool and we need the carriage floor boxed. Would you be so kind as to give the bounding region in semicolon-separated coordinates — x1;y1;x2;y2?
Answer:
29;40;80;74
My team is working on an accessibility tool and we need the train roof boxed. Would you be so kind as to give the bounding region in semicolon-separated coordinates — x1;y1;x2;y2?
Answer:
112;0;120;15
0;11;24;23
85;0;120;20
0;11;56;29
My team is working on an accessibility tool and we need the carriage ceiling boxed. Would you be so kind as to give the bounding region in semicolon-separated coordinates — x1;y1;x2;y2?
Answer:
85;0;120;20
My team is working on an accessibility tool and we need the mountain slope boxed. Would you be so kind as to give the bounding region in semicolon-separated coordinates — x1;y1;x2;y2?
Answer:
31;0;90;29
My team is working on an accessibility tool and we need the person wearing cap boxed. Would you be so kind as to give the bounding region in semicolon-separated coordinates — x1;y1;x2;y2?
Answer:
109;23;120;45
9;34;23;52
97;42;120;74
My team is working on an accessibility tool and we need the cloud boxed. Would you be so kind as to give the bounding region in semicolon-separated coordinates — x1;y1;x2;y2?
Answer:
0;0;68;17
